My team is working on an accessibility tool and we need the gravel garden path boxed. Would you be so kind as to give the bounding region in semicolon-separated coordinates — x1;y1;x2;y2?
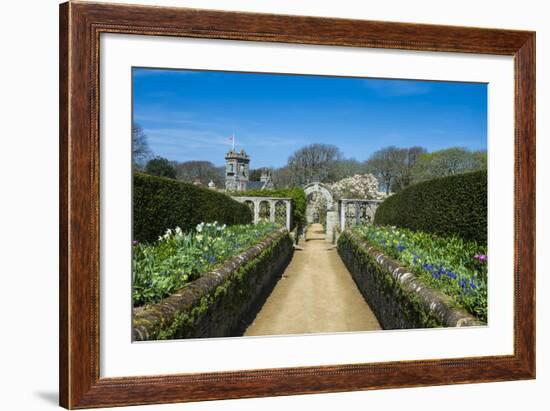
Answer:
244;223;381;336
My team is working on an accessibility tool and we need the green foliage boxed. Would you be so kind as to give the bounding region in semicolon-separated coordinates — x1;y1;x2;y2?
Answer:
145;156;177;179
411;148;487;183
133;221;278;306
352;225;487;321
374;170;487;244
236;187;307;232
134;173;252;243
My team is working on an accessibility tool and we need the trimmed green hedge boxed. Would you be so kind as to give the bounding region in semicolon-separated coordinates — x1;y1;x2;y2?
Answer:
374;171;487;244
134;173;252;243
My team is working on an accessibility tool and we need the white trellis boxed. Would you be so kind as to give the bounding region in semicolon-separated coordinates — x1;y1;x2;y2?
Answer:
339;199;383;229
232;196;293;231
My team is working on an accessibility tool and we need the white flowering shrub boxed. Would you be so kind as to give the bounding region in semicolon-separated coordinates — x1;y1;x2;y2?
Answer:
329;174;386;200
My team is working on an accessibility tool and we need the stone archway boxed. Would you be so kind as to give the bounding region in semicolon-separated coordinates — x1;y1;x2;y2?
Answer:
304;182;334;211
303;182;338;240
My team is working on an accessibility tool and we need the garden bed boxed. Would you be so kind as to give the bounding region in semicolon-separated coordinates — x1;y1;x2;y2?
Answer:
133;222;282;306
133;227;294;340
337;229;485;330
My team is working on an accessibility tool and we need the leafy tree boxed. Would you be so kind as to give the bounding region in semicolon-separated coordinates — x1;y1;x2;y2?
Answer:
287;143;343;185
411;148;487;183
132;123;152;168
145;156;177;179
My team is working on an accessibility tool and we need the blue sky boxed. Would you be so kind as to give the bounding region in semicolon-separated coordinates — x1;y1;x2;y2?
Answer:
132;67;487;169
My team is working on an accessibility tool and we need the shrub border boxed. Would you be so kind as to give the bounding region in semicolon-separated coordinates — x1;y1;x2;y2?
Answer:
338;230;484;329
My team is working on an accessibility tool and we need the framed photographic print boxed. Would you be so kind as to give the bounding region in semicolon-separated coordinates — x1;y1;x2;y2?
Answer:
59;1;535;408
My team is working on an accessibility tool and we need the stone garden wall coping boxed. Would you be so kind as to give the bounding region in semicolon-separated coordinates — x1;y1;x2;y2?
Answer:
340;231;484;329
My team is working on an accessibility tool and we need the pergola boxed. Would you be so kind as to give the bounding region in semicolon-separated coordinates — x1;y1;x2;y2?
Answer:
232;196;293;231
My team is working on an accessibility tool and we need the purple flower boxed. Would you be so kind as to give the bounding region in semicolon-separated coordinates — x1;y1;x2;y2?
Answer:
474;253;487;263
132;240;139;246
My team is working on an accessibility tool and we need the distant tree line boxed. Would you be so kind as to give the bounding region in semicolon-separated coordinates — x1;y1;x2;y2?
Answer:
271;143;486;193
144;158;225;186
133;123;487;193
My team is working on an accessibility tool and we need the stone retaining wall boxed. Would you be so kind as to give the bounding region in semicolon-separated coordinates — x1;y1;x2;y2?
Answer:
133;228;294;340
337;231;484;329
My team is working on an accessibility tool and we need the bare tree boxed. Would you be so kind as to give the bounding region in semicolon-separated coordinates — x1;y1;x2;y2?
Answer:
174;160;224;186
365;146;427;193
271;166;294;188
364;146;406;194
287;143;343;185
391;146;428;192
328;158;366;182
132;123;152;168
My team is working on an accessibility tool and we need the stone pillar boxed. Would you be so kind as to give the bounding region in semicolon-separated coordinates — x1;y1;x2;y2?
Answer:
354;201;361;226
367;203;374;223
371;203;379;223
253;200;260;224
326;209;339;243
285;200;292;231
340;201;346;230
269;200;276;223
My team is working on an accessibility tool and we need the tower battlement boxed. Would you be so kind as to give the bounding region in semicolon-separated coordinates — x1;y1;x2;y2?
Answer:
225;148;250;191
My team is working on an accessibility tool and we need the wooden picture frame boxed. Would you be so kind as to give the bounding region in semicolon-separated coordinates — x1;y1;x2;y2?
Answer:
59;1;535;408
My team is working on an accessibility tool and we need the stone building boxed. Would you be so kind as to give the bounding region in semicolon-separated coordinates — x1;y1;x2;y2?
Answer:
224;149;274;191
225;148;250;191
247;168;274;190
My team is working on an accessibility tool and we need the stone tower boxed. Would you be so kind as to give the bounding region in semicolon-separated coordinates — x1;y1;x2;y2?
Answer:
260;169;273;189
225;148;250;191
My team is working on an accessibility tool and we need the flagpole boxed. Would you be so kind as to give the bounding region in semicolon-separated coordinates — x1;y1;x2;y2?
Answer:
232;132;235;151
